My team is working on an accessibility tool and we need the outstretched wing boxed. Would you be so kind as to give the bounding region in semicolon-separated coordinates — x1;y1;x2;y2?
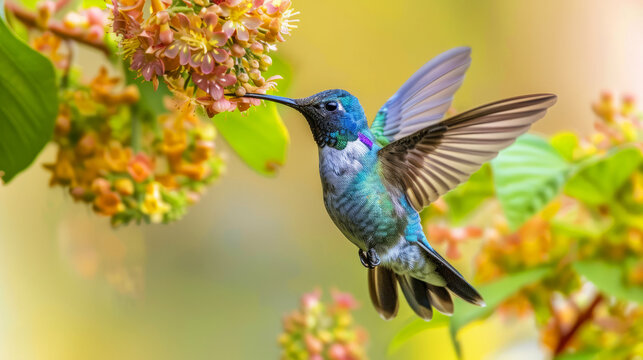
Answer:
370;47;472;146
378;94;557;211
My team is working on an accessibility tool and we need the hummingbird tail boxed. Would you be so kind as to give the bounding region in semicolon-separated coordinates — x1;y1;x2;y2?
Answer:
420;243;486;307
367;268;456;320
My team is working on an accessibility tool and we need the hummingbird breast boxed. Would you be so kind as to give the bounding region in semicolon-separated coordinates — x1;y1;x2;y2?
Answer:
318;141;406;251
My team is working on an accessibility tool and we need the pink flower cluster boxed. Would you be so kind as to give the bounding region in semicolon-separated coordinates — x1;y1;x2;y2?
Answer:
108;0;297;116
279;289;368;360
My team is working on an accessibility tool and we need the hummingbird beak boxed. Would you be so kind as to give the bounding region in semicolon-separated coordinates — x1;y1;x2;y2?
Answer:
241;93;300;109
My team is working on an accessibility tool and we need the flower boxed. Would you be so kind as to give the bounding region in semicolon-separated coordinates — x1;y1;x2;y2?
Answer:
94;190;125;216
140;182;171;223
127;153;153;182
108;0;296;115
220;0;262;41
114;178;134;196
130;48;165;87
104;142;132;173
280;289;367;360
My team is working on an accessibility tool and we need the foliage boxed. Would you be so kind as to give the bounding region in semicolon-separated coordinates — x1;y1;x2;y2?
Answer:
1;0;297;223
0;18;57;183
279;289;368;360
391;92;643;359
491;134;571;230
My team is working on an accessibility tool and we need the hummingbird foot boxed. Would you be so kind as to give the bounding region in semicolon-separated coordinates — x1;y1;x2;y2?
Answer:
359;248;381;269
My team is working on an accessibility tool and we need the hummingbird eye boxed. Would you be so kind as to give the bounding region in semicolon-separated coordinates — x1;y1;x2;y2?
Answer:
324;101;338;112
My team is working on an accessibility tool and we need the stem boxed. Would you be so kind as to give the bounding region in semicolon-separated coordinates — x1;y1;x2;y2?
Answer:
553;294;604;356
60;39;74;88
131;112;141;153
4;1;110;56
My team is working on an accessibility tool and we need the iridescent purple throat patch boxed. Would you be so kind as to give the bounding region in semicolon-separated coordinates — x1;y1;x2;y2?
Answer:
358;133;373;150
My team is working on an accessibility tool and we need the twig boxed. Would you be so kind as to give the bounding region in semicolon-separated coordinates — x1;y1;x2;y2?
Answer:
4;1;110;56
553;294;604;356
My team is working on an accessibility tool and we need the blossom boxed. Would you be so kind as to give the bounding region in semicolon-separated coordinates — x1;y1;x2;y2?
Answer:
130;48;165;86
220;0;262;41
94;190;125;216
114;178;134;196
280;289;367;360
127;153;153;182
140;182;171;223
108;0;296;115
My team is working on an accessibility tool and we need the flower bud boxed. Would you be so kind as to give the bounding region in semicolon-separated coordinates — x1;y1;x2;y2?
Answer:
253;76;265;86
231;43;246;57
235;86;247;97
261;55;273;67
249;59;260;69
249;68;261;80
249;42;264;54
238;72;250;83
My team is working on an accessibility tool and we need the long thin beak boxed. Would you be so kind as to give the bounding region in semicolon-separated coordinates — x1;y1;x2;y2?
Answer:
242;93;299;109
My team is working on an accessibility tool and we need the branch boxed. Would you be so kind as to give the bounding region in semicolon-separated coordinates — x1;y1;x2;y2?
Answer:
4;1;111;56
554;294;604;356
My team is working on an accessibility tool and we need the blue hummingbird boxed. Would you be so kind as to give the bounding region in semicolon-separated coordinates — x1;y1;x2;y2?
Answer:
241;47;557;320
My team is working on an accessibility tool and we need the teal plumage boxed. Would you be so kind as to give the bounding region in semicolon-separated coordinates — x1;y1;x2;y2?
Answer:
241;47;557;320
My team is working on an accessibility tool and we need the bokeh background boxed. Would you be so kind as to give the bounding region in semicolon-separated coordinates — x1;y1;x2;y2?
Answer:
1;0;643;359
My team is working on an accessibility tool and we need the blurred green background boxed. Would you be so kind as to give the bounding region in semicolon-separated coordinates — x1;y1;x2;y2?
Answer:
1;0;642;359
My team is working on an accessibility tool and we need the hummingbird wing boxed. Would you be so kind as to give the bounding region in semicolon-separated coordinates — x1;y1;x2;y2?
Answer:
378;94;557;211
370;47;471;146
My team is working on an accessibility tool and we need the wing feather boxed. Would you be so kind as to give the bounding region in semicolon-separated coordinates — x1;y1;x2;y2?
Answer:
378;94;557;211
371;47;472;145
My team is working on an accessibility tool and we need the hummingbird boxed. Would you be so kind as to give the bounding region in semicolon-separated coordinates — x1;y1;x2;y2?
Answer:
240;47;557;320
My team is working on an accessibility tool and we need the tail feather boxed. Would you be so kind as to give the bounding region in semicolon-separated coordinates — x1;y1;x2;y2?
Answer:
419;242;486;307
366;243;484;320
426;284;454;315
367;266;399;320
396;274;433;321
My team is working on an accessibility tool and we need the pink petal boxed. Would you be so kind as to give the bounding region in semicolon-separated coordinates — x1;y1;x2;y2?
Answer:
142;64;155;81
222;21;235;38
241;15;261;30
217;73;237;87
201;53;215;74
212;65;227;77
164;42;180;58
211;48;229;63
189;51;204;68
179;45;190;66
192;73;209;92
212;98;232;113
209;83;223;99
236;25;249;41
208;31;228;47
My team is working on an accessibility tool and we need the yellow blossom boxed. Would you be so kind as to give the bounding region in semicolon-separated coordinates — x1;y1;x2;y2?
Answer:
140;182;171;223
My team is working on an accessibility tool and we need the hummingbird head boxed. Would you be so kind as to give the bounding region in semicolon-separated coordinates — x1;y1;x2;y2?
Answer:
242;89;368;149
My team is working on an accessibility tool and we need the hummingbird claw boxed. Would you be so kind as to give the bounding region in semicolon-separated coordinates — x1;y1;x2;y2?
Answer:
359;248;380;269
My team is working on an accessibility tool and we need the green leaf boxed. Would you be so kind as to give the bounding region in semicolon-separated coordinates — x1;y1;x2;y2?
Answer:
388;266;552;356
491;134;571;230
212;103;289;176
0;18;58;183
550;131;579;162
565;148;642;206
443;164;494;224
573;260;643;303
387;313;450;355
